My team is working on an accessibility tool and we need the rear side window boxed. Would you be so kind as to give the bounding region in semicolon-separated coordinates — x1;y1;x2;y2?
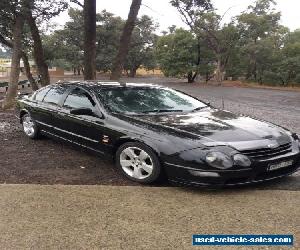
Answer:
63;88;96;110
34;87;50;101
43;86;66;106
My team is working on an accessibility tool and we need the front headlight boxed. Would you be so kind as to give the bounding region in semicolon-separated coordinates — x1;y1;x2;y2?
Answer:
233;154;251;167
205;152;233;169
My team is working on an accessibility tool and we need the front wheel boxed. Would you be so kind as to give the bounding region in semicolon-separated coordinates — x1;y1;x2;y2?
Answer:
22;113;39;139
116;142;161;184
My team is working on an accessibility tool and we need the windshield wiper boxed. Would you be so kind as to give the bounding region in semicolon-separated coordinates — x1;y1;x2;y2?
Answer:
192;106;208;111
141;109;183;113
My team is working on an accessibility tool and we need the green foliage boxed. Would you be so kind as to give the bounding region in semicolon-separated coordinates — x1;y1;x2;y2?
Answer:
124;15;158;75
227;0;300;85
170;0;213;29
167;0;300;85
1;0;298;86
232;0;281;81
295;74;300;84
156;29;196;78
43;10;157;75
95;10;123;72
170;0;241;82
156;28;214;80
43;8;84;71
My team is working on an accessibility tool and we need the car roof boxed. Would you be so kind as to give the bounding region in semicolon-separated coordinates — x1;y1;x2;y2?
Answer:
56;81;161;91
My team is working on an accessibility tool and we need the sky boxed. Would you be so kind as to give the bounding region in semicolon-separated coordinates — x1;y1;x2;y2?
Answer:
53;0;300;32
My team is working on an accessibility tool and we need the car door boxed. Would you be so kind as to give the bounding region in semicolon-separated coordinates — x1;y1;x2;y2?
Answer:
28;86;52;131
38;85;69;134
54;87;109;154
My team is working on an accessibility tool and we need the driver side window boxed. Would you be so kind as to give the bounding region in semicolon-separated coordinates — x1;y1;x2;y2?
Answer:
63;88;96;110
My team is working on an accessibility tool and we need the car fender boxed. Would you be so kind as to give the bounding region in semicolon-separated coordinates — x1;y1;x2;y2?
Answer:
113;134;163;157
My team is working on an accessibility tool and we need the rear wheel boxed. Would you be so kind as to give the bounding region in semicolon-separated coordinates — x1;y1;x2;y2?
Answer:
116;142;161;184
22;113;39;139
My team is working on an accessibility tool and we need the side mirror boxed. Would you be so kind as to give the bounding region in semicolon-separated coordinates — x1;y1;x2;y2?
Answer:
70;108;96;117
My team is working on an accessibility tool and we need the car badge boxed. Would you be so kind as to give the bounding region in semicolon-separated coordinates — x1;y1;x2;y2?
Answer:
102;135;109;143
267;143;278;149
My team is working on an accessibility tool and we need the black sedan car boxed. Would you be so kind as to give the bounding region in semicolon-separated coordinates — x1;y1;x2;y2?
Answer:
16;81;300;186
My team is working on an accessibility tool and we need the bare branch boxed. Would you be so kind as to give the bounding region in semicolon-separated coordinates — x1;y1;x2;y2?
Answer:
218;5;236;26
70;0;84;8
141;4;163;16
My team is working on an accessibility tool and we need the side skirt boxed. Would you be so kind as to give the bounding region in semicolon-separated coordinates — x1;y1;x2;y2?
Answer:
41;129;106;156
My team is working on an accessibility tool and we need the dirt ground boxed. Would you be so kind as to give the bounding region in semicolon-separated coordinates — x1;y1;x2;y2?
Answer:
0;110;139;186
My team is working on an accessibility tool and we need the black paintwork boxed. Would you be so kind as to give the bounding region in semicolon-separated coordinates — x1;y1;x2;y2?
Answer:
16;82;300;186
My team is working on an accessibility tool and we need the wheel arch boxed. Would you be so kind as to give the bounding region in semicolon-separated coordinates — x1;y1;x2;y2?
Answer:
19;109;29;123
113;137;167;183
113;137;161;160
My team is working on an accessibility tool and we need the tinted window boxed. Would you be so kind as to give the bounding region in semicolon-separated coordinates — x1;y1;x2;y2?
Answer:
97;87;207;113
34;87;50;102
43;86;66;106
63;88;96;110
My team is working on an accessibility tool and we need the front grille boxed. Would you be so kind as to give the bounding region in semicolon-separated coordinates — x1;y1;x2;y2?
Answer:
240;142;292;160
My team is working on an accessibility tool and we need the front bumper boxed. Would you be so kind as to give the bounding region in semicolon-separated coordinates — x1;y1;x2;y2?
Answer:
164;153;300;187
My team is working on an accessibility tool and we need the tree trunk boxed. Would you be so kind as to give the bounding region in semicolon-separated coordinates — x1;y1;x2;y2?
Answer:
26;12;50;86
21;53;38;91
191;72;198;82
110;0;142;80
215;58;224;84
129;67;138;77
2;15;24;109
83;0;96;80
187;72;194;83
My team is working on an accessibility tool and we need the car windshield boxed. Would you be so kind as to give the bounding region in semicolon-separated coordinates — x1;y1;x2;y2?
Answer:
96;87;207;114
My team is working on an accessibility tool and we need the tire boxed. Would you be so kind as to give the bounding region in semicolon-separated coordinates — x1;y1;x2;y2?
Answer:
22;113;39;139
116;142;161;184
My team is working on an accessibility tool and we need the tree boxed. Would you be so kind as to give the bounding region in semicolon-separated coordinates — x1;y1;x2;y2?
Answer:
43;8;85;74
268;29;300;85
26;12;50;86
124;15;158;77
171;0;240;84
43;10;157;78
24;0;67;86
0;0;66;91
156;28;213;82
83;0;96;80
1;1;24;108
195;13;240;83
110;0;142;80
96;11;124;73
237;0;281;81
170;0;213;82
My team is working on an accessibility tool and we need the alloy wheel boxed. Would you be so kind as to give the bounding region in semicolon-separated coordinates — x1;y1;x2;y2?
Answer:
119;146;154;180
22;115;35;137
